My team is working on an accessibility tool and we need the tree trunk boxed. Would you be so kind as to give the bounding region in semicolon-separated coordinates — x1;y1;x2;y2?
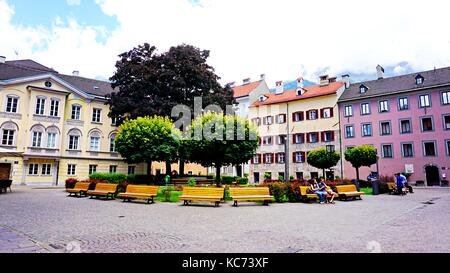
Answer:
147;162;152;176
323;169;326;180
356;167;360;181
215;165;222;187
165;161;172;176
179;158;185;177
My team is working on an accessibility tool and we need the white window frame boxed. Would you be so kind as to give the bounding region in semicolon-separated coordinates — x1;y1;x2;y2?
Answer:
381;144;393;158
90;136;100;151
89;165;97;175
128;166;136;175
2;129;15;146
295;152;303;163
49;99;59;117
68;135;80;150
35;97;46;115
278;153;285;164
379;100;389;113
109;165;118;173
344;105;353;117
360;103;370;115
5;96;19;113
419;94;431;108
28;164;39;175
71;105;82;120
32;131;43;147
345;125;355;138
92;108;102;123
362;123;372;137
398;97;409;110
47;133;57;148
442;91;450;105
41;164;52;176
67;164;77;176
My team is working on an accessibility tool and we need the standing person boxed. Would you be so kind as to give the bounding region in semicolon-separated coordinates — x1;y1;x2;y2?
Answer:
321;178;337;204
310;179;327;204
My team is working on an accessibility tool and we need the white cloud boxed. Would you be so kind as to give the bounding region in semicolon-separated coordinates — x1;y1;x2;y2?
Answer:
66;0;81;6
1;0;450;86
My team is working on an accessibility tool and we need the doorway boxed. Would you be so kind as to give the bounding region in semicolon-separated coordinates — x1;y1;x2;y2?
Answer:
0;163;12;180
425;165;440;186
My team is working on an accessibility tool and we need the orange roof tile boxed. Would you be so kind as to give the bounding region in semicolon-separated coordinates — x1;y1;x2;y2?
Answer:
252;81;344;107
232;80;262;98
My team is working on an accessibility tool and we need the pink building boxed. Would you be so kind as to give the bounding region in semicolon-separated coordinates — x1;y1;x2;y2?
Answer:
338;66;450;186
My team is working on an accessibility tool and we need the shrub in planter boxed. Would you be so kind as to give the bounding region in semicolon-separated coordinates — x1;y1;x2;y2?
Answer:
237;177;248;185
89;173;128;184
117;182;128;193
221;176;236;185
263;182;289;203
161;186;175;202
65;178;78;189
187;178;197;187
286;182;303;202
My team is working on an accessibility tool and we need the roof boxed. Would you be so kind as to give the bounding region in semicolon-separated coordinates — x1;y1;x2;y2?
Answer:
252;81;344;107
232;80;262;98
339;66;450;102
0;59;114;97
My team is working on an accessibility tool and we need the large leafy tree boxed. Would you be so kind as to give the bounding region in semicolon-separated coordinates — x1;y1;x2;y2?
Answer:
307;148;341;179
185;112;259;186
107;43;235;175
115;116;181;176
344;145;378;181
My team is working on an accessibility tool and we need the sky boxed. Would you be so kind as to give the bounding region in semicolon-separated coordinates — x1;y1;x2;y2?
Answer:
1;0;450;86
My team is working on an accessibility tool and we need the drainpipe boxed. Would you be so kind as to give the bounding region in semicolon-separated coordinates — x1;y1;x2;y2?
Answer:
285;103;290;182
338;104;344;179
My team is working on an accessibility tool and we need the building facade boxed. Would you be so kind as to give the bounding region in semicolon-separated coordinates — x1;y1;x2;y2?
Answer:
249;76;346;183
0;58;206;186
338;66;450;186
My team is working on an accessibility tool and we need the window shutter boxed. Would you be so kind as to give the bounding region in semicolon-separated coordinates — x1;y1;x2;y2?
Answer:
300;111;304;121
275;153;279;164
282;114;286;123
320;109;324;119
258;154;262;164
330;108;334;118
302;152;306;163
258;137;262;145
316;132;320;142
321;132;325;142
306;111;310;120
293;134;297;144
306;133;310;143
292;113;297;122
331;131;335;141
262;154;266;164
272;153;275;164
292;152;297;163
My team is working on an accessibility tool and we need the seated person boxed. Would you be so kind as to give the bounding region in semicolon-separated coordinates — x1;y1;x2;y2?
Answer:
311;179;327;204
320;178;336;204
395;173;406;195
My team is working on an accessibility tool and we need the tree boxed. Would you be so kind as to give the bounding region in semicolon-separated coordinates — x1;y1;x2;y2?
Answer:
115;116;181;176
307;148;341;179
344;145;378;181
107;43;235;175
185;112;259;186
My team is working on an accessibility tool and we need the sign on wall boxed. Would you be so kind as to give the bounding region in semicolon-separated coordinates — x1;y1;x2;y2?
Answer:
405;164;414;174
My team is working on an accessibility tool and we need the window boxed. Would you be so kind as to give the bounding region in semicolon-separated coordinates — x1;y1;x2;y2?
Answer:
359;85;367;94
89;165;97;175
360;103;370;115
111;116;117;126
398;97;409;110
344;105;353;117
263;116;273;125
49;99;59;117
321;108;333;118
2;130;14;146
67;164;76;176
294;152;305;163
32;131;43;147
47;133;57;148
379;100;389;113
322;131;334;142
447;140;450;156
308;132;318;143
263;136;273;146
35;97;45;115
292;112;304;122
293;133;304;144
128;166;136;175
254;172;260;184
263;154;273;164
41;164;52;175
400;119;412;134
402;143;414;158
109;165;117;173
423;141;436;157
308;110;318;120
252;154;260;164
252;118;261;126
92;108;102;123
6;96;18;113
278;135;286;145
276;114;286;124
416;75;424;85
442;91;450;105
444;115;450;130
28;164;39;175
345;125;355;138
419;94;431;108
68;135;80;150
380;121;391;136
326;145;335;153
296;172;303;180
381;144;393;158
277;153;285;164
421;117;434;132
90;137;100;151
71;105;81;120
362;123;372;137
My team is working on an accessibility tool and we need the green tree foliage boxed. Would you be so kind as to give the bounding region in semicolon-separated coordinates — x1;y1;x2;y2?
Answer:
307;148;341;179
115;116;181;174
185;112;259;185
344;145;378;180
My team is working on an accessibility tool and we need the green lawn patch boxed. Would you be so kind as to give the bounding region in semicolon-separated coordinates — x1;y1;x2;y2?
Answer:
360;187;373;195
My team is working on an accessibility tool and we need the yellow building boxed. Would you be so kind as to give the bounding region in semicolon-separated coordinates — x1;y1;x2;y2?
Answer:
249;76;346;183
0;58;206;186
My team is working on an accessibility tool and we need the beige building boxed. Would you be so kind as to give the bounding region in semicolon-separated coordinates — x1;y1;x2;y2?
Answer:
249;76;346;183
0;58;206;186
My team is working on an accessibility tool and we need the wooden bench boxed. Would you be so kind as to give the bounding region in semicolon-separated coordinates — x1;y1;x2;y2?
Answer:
117;185;159;204
87;183;118;200
67;182;90;197
299;186;336;203
179;187;224;207
0;180;12;193
229;187;273;206
387;182;396;195
335;185;364;201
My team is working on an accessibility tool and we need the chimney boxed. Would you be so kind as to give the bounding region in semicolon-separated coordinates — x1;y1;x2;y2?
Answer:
342;74;350;89
228;81;236;88
376;65;385;79
275;81;283;95
243;78;251;85
260;74;266;80
319;75;329;86
296;77;304;89
0;56;5;64
72;70;80;76
329;76;337;83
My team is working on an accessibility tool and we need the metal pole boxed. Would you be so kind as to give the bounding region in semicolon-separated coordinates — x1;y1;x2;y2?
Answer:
285;103;290;183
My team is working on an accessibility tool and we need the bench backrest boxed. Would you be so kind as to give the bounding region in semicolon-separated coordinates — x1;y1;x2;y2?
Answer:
299;186;309;195
336;185;357;193
182;187;224;197
387;182;395;190
73;182;90;191
125;185;159;195
93;183;118;192
229;187;270;196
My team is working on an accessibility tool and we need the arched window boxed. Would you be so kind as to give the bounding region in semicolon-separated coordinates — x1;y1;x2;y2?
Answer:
68;128;82;150
89;130;102;152
30;124;45;148
1;122;19;146
46;126;60;149
109;132;117;152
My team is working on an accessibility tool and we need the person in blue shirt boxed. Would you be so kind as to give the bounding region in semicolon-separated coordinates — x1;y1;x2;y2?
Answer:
395;173;407;195
310;179;327;204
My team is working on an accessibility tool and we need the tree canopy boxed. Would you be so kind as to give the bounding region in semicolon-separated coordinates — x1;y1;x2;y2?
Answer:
307;148;341;179
344;145;378;180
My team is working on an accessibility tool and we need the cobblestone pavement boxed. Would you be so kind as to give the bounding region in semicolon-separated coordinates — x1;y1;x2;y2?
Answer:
1;187;449;253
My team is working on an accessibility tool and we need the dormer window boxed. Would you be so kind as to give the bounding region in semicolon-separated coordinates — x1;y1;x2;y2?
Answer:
415;74;424;85
296;88;304;96
259;95;267;102
359;84;368;94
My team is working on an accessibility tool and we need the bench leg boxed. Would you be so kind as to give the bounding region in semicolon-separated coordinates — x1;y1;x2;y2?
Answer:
183;200;188;206
263;200;269;206
215;201;220;207
233;201;238;207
